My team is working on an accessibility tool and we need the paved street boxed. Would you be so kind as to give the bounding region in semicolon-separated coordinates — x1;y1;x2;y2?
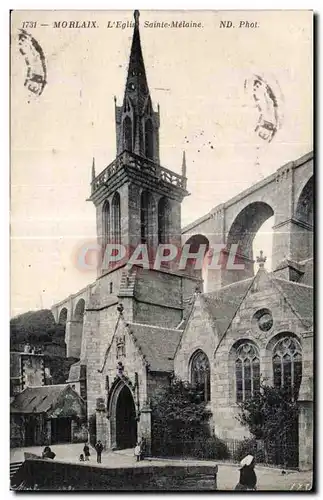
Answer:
10;444;313;491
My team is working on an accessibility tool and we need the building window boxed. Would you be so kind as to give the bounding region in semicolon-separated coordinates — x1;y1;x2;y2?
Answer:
273;336;302;400
109;282;113;294
102;200;110;250
112;192;121;244
235;342;260;403
158;197;169;244
253;308;273;332
140;190;150;244
123;116;133;152
190;350;210;402
145;118;154;160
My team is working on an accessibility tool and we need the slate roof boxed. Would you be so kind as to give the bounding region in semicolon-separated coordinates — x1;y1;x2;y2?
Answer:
127;323;182;372
67;361;81;382
202;278;253;336
199;271;313;341
10;384;71;414
273;278;313;328
299;258;314;287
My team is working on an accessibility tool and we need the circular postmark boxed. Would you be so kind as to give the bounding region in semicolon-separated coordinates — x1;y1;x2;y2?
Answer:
17;29;47;97
244;74;283;143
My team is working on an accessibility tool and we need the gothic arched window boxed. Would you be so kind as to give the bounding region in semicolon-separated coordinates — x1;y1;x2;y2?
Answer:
190;350;210;402
158;197;169;244
273;336;302;400
140;190;150;244
123;116;133;152
112;192;121;244
235;342;260;403
145;119;154;160
102;200;110;250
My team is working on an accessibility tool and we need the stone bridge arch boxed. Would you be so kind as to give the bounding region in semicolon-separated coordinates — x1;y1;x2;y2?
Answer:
224;201;275;284
51;283;95;359
181;152;313;290
182;234;210;290
292;175;313;261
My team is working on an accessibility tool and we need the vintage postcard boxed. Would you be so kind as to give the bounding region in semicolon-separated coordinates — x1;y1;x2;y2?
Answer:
10;10;313;491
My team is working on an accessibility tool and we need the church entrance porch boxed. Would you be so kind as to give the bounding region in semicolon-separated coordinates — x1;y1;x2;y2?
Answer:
108;380;138;451
116;385;137;449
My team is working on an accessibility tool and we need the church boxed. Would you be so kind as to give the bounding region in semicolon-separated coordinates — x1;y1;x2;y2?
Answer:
51;11;313;470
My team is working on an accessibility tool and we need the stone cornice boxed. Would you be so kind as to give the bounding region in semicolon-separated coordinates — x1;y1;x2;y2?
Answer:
272;217;313;231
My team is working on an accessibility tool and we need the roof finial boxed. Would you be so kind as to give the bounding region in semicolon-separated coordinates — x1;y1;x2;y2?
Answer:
134;10;140;27
182;150;186;177
91;157;96;181
256;250;267;269
117;303;124;315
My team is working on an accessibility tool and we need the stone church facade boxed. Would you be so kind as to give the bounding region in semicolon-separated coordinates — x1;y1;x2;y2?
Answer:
51;12;313;470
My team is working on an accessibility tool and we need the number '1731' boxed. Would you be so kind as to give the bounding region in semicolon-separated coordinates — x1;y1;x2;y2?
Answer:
21;21;37;29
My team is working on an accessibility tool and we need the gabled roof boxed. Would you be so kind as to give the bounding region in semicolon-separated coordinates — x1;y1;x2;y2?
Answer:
273;278;313;328
199;270;313;353
127;322;182;372
10;384;73;414
202;277;253;336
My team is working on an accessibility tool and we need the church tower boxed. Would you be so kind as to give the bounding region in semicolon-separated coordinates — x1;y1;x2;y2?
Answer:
90;11;188;274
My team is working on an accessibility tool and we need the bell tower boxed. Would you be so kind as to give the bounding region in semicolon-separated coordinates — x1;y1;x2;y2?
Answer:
90;11;188;275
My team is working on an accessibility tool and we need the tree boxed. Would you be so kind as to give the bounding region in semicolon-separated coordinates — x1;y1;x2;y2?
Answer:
236;383;299;466
151;377;216;457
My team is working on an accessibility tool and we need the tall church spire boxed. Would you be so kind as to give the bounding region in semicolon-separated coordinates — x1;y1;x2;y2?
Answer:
115;10;160;163
123;10;150;116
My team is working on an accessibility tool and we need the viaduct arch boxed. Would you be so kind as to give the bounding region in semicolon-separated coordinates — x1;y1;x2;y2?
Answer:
182;152;313;290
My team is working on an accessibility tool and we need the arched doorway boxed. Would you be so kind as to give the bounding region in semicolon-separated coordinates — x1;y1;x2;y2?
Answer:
115;385;137;449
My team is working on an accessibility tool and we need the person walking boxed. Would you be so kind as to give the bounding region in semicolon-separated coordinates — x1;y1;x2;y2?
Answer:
234;455;257;491
95;440;103;464
134;441;141;462
83;442;91;461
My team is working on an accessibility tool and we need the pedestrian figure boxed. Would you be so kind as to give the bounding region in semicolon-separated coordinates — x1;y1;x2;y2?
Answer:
83;442;91;461
42;446;56;460
79;454;85;462
95;440;103;464
234;455;257;491
134;441;141;462
140;438;145;460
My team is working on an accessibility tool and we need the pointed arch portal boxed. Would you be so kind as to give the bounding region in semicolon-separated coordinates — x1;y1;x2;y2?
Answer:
109;381;137;450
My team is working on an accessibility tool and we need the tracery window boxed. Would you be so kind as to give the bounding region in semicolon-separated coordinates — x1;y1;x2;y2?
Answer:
102;200;110;250
158;197;169;244
235;342;260;403
272;336;302;400
140;190;150;244
190;350;210;402
123;116;133;152
145;119;154;160
112;192;121;244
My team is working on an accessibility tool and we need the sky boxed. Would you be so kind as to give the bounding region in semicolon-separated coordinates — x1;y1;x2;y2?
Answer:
10;10;313;317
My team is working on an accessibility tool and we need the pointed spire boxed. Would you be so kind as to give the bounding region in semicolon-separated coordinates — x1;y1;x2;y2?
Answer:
256;250;267;269
91;157;96;181
134;9;140;27
123;9;150;115
182;151;187;177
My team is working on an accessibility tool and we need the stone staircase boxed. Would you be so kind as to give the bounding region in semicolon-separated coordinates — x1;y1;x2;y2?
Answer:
10;461;23;484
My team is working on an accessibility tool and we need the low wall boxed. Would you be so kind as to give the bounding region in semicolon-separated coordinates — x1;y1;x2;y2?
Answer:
11;458;217;491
